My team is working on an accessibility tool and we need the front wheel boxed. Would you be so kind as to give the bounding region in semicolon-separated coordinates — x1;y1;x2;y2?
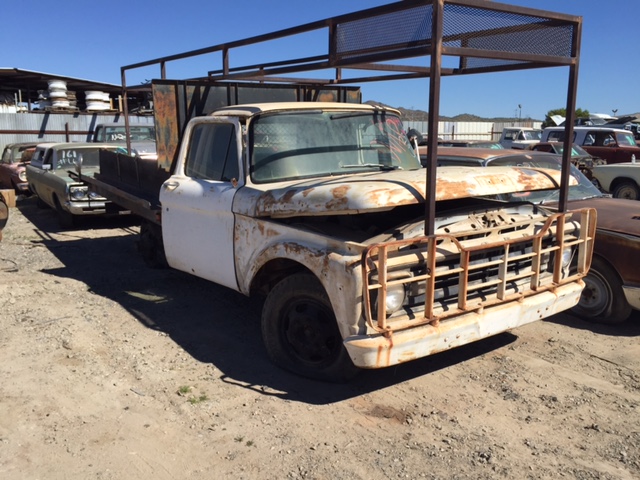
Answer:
571;257;631;324
261;273;359;382
612;180;640;200
54;196;75;228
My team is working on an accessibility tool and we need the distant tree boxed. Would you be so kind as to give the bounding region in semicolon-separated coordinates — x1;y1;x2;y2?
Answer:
542;108;590;129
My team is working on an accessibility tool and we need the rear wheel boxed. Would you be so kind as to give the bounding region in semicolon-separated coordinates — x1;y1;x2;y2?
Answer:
261;273;359;382
571;257;631;324
612;180;640;200
137;220;168;268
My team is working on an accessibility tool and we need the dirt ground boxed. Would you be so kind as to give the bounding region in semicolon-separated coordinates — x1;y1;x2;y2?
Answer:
1;196;639;480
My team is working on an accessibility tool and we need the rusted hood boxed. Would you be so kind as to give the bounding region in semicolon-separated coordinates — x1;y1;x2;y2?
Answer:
235;166;574;218
568;197;640;237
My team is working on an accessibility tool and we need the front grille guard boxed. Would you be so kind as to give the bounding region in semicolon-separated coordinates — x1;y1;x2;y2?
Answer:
362;208;596;334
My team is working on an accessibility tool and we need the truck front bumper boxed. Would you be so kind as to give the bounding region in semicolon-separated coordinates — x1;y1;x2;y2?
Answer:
344;281;584;369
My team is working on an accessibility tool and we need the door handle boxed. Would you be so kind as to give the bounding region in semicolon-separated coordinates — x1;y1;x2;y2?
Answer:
163;181;179;191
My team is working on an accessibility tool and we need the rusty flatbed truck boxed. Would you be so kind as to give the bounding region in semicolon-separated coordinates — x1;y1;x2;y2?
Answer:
79;1;595;381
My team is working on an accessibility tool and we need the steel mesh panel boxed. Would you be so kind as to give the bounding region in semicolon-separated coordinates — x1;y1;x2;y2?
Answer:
333;2;574;68
443;4;574;69
335;4;432;60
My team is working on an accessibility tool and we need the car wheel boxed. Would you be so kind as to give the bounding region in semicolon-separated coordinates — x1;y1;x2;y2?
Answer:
571;257;632;324
261;273;359;382
35;196;48;209
137;220;168;268
53;196;75;228
0;194;8;238
611;180;640;200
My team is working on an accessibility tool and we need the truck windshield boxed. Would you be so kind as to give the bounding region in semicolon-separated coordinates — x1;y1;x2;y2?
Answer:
249;110;421;183
100;126;155;142
522;130;542;141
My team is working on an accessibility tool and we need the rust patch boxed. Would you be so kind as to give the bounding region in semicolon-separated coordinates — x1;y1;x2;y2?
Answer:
375;334;393;367
435;179;477;199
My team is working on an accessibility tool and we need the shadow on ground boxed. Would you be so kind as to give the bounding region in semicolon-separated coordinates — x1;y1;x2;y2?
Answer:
16;196;614;405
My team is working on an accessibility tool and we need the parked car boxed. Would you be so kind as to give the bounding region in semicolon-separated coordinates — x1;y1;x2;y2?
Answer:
92;123;157;160
0;190;7;241
26;142;129;227
542;126;640;165
528;141;605;181
589;162;640;200
0;142;38;194
499;127;542;149
438;139;503;149
434;147;640;324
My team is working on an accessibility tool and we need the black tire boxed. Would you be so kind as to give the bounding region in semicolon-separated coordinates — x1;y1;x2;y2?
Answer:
261;273;359;382
53;196;75;228
612;180;640;200
32;187;48;209
137;221;168;268
571;257;632;324
0;194;8;235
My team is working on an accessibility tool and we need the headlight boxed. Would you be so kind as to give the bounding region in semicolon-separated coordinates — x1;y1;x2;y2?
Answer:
88;191;101;200
561;248;573;269
18;171;27;182
69;186;88;200
384;283;407;315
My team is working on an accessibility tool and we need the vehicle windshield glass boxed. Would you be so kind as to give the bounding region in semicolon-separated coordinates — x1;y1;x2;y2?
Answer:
553;144;590;157
523;130;542;141
55;147;121;169
489;155;602;204
249;110;421;183
615;132;637;146
102;126;155;142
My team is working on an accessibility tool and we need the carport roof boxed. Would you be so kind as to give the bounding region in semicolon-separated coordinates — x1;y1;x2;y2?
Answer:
0;68;123;102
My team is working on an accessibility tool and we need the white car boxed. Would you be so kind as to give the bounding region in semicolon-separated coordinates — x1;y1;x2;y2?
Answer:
499;127;542;149
26;142;129;227
590;161;640;200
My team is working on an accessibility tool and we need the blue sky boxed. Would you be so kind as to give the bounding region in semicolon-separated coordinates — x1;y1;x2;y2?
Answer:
2;1;637;120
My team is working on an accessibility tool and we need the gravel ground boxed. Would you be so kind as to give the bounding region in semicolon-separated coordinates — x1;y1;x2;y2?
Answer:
1;196;639;480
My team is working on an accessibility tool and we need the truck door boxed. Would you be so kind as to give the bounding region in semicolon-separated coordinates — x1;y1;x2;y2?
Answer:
159;118;242;290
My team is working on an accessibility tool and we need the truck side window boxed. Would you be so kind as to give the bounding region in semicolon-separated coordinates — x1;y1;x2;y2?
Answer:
185;123;238;182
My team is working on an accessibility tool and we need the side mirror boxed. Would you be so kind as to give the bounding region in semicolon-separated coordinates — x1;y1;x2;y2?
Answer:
407;129;423;149
42;164;52;171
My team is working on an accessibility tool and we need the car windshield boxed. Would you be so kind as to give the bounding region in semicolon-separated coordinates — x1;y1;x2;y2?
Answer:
551;144;590;157
488;155;603;204
615;132;637;146
55;147;123;169
249;110;421;183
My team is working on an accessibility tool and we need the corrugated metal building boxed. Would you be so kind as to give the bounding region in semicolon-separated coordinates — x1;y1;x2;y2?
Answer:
404;120;543;142
0;113;154;146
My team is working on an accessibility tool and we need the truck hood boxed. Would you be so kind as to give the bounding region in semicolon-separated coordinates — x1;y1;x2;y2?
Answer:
236;166;574;218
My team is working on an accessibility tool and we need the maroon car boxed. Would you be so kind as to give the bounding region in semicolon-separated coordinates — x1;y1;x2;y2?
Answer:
0;142;38;194
435;147;640;324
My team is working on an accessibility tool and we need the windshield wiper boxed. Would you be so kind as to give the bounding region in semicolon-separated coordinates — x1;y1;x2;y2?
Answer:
340;163;401;171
